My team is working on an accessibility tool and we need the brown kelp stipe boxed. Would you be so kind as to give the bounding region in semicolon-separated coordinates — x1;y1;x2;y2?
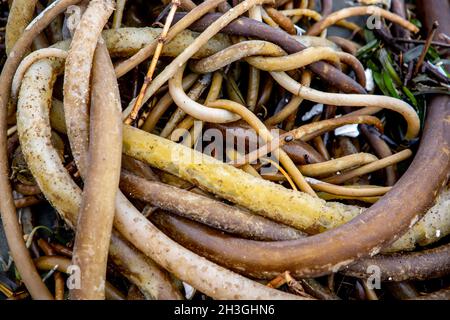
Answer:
66;0;120;300
344;243;450;282
120;170;304;241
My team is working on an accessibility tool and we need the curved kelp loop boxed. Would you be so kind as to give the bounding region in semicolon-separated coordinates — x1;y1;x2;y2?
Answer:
169;64;239;123
120;171;305;241
12;48;68;103
307;5;420;36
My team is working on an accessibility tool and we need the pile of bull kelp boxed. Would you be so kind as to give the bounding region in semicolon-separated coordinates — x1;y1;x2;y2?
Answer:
0;0;448;300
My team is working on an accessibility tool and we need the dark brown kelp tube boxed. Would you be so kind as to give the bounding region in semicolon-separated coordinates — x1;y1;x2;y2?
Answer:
207;121;326;165
417;0;450;44
168;12;366;94
120;171;305;241
391;0;410;39
343;243;450;282
63;0;114;177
